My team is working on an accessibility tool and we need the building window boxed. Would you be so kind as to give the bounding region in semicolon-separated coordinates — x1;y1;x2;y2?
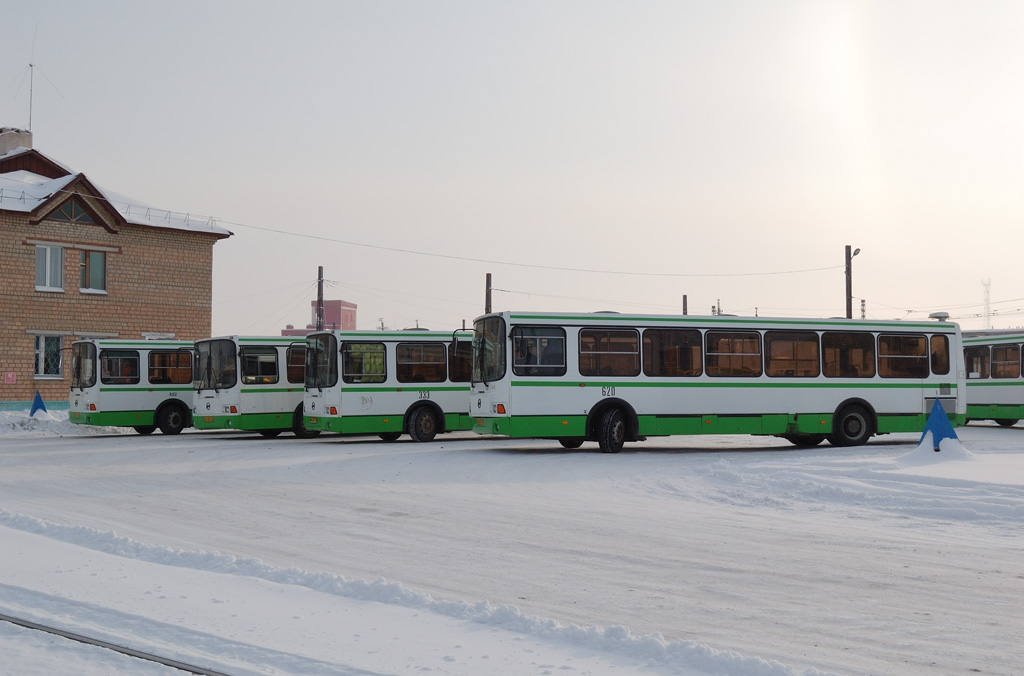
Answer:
49;198;96;224
79;250;106;292
34;335;63;378
35;245;64;291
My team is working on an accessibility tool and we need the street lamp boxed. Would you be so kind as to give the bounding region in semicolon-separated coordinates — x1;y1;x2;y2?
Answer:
845;245;861;319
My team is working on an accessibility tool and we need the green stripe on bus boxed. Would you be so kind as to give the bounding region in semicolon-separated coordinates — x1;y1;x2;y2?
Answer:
69;410;156;427
506;314;956;331
305;412;473;434
238;388;304;394
332;386;471;393
509;380;956;390
472;411;952;439
966;404;1024;420
98;387;189;393
193;412;293;431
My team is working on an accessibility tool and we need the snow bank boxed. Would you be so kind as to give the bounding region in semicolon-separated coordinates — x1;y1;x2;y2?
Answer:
899;431;975;466
0;410;130;438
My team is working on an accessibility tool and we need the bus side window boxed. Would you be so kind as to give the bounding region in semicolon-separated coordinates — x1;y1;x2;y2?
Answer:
822;332;875;378
930;335;950;376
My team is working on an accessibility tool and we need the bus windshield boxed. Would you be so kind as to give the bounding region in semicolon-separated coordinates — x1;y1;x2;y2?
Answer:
305;333;338;389
70;342;97;389
194;339;237;391
472;316;506;383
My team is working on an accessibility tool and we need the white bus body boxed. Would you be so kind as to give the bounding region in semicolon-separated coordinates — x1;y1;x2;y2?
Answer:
304;329;473;441
962;330;1024;426
193;336;315;437
470;311;966;451
68;339;194;435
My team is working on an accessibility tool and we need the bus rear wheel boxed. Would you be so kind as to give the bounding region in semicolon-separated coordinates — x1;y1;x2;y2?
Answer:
558;438;584;449
157;405;187;435
133;425;156;435
379;432;402;441
408;407;438;442
828;404;872;446
996;419;1019;427
598;409;626;453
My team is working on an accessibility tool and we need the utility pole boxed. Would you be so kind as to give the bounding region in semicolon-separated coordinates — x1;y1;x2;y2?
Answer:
485;273;492;314
845;245;860;319
316;265;324;331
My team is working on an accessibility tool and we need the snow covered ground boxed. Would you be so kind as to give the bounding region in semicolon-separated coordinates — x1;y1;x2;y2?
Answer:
0;411;1021;676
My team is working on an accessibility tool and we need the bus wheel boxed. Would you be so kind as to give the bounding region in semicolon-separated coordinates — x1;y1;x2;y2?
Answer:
598;409;626;453
133;425;156;435
157;405;187;435
408;407;438;442
293;406;321;439
259;430;282;437
558;438;584;449
781;434;825;447
828;405;872;446
996;419;1019;427
379;432;402;442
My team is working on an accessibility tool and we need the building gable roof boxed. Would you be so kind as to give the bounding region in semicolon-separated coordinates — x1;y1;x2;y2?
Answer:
0;146;232;239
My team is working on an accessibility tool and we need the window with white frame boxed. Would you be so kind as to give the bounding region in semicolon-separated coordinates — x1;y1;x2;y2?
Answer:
79;250;106;292
34;335;63;378
35;245;64;291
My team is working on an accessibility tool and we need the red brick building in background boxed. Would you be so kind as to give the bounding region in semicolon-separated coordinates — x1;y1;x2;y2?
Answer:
0;127;232;408
281;299;357;336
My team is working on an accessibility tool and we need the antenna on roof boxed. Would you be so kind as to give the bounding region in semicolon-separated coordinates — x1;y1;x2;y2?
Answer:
28;63;34;132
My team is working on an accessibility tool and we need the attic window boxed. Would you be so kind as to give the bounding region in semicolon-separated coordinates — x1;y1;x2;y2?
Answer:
49;198;96;224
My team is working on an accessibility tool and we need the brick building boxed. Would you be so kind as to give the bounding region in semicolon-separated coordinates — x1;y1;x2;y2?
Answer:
281;299;358;336
0;128;232;409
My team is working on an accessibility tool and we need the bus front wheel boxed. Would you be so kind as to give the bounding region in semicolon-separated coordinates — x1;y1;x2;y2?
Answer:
558;438;584;449
134;425;156;435
293;406;321;439
408;407;438;442
379;432;402;442
829;405;872;447
996;419;1019;427
597;409;626;453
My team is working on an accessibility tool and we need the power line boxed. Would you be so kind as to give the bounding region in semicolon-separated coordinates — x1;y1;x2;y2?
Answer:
0;175;845;280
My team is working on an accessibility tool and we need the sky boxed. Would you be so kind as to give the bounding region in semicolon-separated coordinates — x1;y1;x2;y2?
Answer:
3;1;1024;335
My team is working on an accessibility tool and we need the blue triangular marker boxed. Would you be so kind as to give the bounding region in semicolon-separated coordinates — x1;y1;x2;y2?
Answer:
30;390;47;417
919;399;958;452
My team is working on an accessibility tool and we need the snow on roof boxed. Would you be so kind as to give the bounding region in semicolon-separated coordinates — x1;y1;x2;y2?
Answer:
0;147;232;238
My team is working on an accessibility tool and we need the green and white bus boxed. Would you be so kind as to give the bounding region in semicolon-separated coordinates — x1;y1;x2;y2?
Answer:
193;336;317;437
963;330;1024;426
69;338;194;434
470;311;966;452
304;329;473;441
